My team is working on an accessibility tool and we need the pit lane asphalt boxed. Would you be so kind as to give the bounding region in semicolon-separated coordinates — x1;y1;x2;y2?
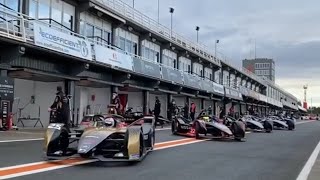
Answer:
0;127;185;168
2;120;320;180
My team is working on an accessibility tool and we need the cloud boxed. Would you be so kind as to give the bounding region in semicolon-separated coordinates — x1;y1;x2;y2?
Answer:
124;0;320;105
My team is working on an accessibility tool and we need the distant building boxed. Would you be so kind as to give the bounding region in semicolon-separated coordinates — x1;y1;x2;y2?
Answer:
242;58;275;82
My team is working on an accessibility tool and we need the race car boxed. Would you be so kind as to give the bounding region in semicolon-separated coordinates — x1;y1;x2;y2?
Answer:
171;109;246;141
240;115;273;133
267;116;295;130
44;105;155;162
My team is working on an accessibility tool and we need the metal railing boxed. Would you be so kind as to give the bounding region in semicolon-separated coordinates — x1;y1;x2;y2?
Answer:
95;0;221;67
0;7;297;105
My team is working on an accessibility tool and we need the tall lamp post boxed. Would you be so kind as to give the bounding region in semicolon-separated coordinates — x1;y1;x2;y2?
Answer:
133;0;135;8
214;39;219;61
157;0;160;23
196;26;200;43
169;7;174;37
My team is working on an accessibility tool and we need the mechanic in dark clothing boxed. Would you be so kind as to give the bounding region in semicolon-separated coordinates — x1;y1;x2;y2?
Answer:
168;99;177;122
154;96;162;127
49;86;70;129
183;102;189;119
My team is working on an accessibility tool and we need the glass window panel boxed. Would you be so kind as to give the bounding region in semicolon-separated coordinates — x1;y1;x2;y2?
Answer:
132;42;137;54
38;2;50;22
125;39;131;52
94;27;102;43
94;27;102;37
29;0;37;19
6;0;19;12
80;21;85;35
86;23;94;37
104;30;110;44
62;2;75;30
51;8;62;27
119;37;125;51
62;13;72;30
145;48;149;59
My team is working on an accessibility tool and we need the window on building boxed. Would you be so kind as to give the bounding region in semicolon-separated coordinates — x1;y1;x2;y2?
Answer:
28;0;75;31
162;49;177;68
5;0;19;12
29;0;37;18
141;40;160;62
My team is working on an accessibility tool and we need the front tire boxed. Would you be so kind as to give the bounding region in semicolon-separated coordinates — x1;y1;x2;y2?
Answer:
195;122;200;139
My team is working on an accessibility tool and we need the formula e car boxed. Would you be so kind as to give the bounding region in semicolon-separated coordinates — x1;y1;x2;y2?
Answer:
240;115;273;133
44;105;155;162
171;109;245;141
267;116;295;130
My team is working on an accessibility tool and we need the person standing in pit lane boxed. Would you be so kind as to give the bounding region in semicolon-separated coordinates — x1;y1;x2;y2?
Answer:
183;102;189;119
48;86;70;130
154;96;162;127
190;102;196;121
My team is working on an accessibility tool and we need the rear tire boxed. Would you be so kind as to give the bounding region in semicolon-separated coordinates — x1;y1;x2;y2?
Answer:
171;120;178;135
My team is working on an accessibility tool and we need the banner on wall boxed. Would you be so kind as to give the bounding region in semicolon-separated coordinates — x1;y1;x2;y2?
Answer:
212;83;225;95
33;23;92;60
94;45;134;71
0;77;14;128
132;57;161;78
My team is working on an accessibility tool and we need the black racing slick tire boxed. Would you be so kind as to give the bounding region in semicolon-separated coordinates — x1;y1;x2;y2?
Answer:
171;120;178;135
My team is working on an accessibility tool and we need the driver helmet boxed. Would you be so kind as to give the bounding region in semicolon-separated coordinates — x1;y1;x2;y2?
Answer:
104;117;115;127
108;107;117;114
202;116;210;122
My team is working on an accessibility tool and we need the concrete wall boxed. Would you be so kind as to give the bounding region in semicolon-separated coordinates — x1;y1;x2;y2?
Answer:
75;86;111;123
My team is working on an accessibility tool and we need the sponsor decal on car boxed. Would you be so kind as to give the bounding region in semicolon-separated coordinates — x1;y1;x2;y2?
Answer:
129;154;140;160
180;125;191;130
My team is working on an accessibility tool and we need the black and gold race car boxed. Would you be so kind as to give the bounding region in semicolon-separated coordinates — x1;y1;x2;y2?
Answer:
44;105;155;162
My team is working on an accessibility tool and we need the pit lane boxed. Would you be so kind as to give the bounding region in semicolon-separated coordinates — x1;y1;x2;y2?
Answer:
1;120;319;180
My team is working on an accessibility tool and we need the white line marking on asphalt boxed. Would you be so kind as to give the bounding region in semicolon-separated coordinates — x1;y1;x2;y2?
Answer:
0;160;61;171
0;160;98;180
0;138;44;143
296;139;320;180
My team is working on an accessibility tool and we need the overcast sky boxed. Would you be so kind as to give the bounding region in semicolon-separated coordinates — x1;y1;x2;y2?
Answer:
121;0;320;106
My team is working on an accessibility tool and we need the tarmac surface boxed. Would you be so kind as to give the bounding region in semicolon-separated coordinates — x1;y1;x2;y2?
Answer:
0;120;319;180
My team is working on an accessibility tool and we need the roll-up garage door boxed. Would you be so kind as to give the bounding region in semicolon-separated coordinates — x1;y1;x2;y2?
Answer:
126;92;143;112
172;96;185;108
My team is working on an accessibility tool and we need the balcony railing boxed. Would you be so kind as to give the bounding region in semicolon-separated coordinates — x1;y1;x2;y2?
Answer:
0;7;296;106
95;0;221;67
